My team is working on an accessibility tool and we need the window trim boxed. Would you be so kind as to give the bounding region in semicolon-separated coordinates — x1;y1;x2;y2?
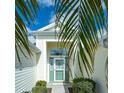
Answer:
54;58;65;82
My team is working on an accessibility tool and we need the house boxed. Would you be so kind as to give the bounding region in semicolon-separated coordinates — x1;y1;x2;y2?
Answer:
15;42;41;93
32;23;108;93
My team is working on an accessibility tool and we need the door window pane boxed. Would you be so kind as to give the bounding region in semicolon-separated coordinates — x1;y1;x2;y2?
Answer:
55;59;64;69
56;71;63;80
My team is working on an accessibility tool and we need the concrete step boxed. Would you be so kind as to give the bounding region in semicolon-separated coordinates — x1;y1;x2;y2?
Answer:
47;83;71;93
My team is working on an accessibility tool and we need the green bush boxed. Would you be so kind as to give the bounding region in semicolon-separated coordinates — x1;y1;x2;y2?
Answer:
35;80;46;87
32;80;47;93
72;77;96;93
32;86;47;93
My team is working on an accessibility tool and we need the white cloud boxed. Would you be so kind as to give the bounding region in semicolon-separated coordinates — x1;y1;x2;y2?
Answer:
33;19;38;25
49;15;55;23
49;11;56;23
38;0;54;7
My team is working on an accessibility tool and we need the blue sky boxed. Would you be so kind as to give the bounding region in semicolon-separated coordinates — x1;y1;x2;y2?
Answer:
26;0;55;31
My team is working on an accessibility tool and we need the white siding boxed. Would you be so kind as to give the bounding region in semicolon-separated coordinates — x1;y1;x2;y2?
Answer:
15;67;36;93
15;44;40;93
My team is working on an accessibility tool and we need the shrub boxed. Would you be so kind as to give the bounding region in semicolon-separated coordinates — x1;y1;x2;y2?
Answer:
32;86;47;93
35;80;46;87
72;77;96;93
32;80;47;93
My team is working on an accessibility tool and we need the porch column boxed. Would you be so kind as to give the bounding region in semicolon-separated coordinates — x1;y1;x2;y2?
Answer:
36;39;47;81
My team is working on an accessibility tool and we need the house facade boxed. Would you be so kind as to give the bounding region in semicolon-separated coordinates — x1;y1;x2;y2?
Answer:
32;23;108;93
32;23;72;93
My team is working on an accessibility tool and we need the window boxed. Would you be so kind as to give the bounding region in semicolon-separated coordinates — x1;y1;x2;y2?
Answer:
50;48;67;56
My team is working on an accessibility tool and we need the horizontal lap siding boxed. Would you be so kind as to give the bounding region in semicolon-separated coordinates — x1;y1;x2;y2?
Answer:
15;66;36;93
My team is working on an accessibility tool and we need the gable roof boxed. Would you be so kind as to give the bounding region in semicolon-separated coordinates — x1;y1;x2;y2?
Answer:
32;23;60;36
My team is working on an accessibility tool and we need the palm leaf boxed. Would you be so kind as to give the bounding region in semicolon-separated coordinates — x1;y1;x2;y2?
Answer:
55;0;107;77
15;0;39;63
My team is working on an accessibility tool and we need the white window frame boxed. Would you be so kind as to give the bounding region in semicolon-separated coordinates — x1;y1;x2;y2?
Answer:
49;57;65;82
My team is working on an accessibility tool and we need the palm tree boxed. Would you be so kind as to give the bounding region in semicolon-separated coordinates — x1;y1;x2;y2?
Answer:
54;0;108;77
15;0;39;62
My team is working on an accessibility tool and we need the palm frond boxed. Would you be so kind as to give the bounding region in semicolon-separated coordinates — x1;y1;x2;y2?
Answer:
55;0;107;77
15;0;39;63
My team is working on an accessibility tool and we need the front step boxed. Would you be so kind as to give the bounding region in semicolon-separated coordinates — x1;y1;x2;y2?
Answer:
47;83;71;93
